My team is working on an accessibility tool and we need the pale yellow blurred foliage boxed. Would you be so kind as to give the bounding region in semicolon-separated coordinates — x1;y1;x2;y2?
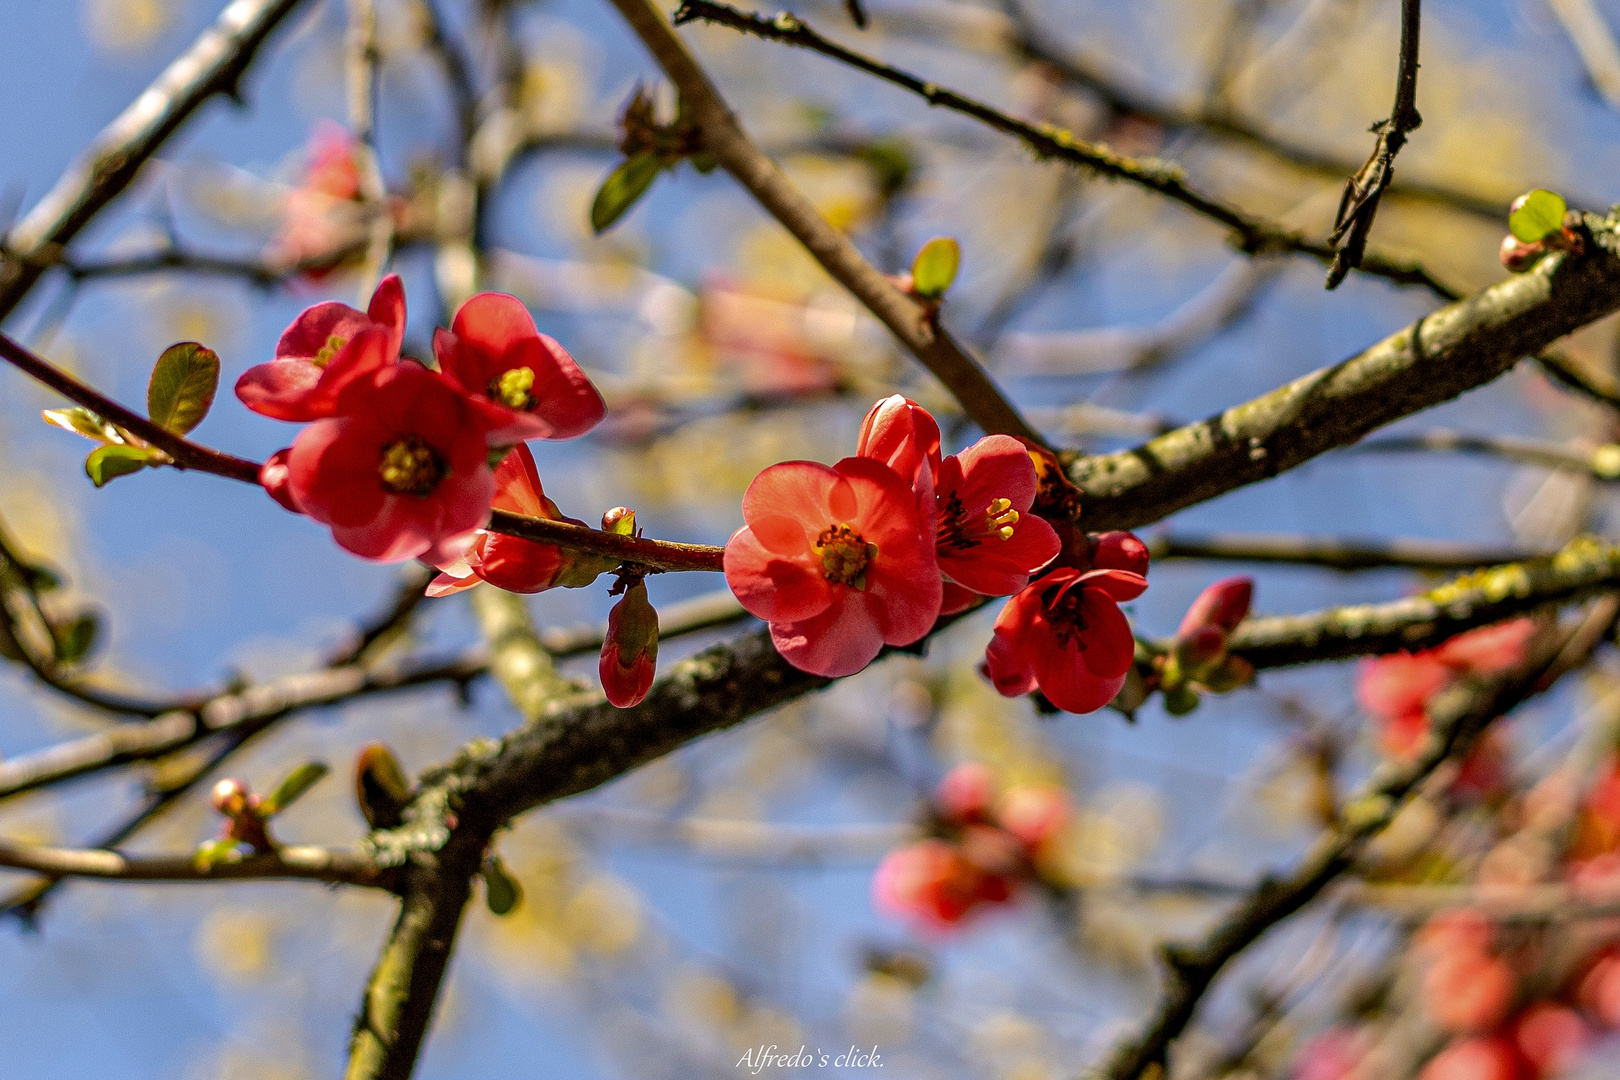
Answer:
1046;782;1165;888
970;1011;1056;1080
563;875;643;956
183;1039;312;1080
82;0;175;55
932;667;1066;788
920;155;1071;298
625;754;691;812
522;58;592;137
734;223;837;299
1361;792;1443;873
843;972;915;1046
726;1002;804;1056
1076;893;1163;973
780;154;881;234
1246;748;1335;840
195;907;277;983
609;408;844;508
662;966;743;1030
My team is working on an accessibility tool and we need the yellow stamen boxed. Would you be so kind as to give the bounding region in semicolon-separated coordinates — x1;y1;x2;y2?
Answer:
378;436;445;496
815;523;875;588
985;497;1019;540
313;334;347;368
491;366;537;410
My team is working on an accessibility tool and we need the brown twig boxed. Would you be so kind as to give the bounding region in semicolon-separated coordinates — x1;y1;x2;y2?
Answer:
0;0;314;319
1324;0;1423;288
672;0;1456;300
0;838;392;889
609;0;1047;443
1151;532;1547;572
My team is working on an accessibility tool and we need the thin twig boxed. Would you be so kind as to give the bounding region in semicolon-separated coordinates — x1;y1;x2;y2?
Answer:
672;0;1456;300
0;838;391;888
609;0;1048;443
0;0;314;319
1151;532;1547;572
1324;0;1422;288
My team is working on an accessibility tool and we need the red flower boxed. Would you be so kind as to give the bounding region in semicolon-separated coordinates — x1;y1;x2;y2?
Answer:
723;457;942;677
871;839;1012;931
600;579;659;708
268;122;367;278
935;762;995;823
433;292;605;445
259;447;301;513
1434;618;1536;674
995;784;1070;851
235;275;405;421
856;394;941;488
983;540;1147;714
934;435;1060;604
426;444;613;596
286;355;495;564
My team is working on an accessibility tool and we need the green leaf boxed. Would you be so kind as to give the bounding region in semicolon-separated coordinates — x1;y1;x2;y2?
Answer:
1508;189;1568;243
855;137;915;198
21;564;61;593
910;236;961;299
193;837;242;870
591;154;665;235
147;342;220;435
482;857;523;916
43;406;123;445
259;761;330;817
52;613;98;665
84;444;153;487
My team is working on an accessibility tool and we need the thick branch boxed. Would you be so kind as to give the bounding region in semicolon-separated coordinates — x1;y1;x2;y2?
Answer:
1152;532;1544;572
0;0;312;319
1225;536;1620;668
1069;218;1620;531
673;0;1454;299
607;0;1046;443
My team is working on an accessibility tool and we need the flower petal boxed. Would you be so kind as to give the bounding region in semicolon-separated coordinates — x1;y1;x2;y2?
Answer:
771;593;886;677
1076;587;1136;678
724;526;833;622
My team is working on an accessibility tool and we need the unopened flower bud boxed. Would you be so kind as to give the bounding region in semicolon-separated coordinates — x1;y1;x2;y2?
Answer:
857;395;941;485
1174;624;1228;674
1091;531;1150;577
1177;576;1252;636
211;778;251;818
601;506;637;536
354;742;411;830
259;449;302;514
600;579;659;708
1199;653;1256;693
1500;235;1547;273
995;784;1070;852
935;762;995;824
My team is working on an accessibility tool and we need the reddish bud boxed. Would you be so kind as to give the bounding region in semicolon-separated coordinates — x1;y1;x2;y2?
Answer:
856;394;942;487
957;823;1026;877
600;579;659;708
1174;625;1228;673
1177;576;1252;636
995;784;1069;851
211;778;251;818
259;448;302;514
935;762;995;823
872;839;1013;930
601;506;637;535
1511;1002;1587;1075
1091;531;1149;577
1576;948;1620;1028
1424;949;1517;1033
1500;235;1547;273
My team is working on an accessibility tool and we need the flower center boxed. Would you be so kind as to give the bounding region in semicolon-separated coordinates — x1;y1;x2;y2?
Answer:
815;523;877;588
937;494;1020;552
489;366;537;410
377;436;446;496
1046;588;1089;647
313;334;347;368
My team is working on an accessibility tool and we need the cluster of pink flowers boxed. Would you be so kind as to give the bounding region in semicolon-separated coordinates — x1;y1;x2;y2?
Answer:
1357;619;1536;798
724;395;1148;711
872;763;1069;931
243;275;605;566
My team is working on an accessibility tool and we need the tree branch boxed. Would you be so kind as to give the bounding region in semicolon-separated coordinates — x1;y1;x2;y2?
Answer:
672;0;1456;300
606;0;1047;444
0;838;391;888
0;0;313;320
1151;532;1546;572
1069;217;1620;532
